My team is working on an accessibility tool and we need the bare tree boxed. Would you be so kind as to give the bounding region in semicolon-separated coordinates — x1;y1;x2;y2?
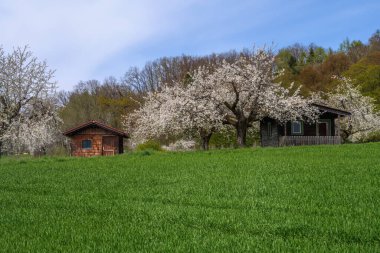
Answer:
57;90;70;107
120;51;245;94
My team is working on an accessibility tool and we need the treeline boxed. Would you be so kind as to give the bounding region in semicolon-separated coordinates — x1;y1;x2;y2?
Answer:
2;30;378;155
59;51;248;130
60;30;380;132
276;30;380;105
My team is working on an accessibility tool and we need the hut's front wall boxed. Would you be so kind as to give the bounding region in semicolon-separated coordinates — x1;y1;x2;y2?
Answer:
280;122;318;136
69;126;120;157
260;112;342;147
70;134;103;157
277;112;337;137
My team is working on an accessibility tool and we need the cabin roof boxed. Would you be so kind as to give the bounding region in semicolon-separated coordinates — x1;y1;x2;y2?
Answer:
63;120;129;138
311;103;351;116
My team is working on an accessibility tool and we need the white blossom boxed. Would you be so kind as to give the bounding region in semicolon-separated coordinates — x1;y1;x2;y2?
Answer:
323;77;380;141
0;46;60;155
123;84;223;150
161;139;196;151
191;49;318;146
124;49;318;148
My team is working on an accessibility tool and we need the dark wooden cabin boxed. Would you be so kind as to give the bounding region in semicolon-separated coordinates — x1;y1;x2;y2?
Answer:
63;120;129;157
260;103;351;147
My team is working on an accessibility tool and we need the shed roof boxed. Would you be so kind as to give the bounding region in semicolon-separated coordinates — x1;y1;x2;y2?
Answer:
311;103;351;116
63;120;129;138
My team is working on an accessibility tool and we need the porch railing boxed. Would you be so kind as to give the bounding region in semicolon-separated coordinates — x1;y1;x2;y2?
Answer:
279;136;342;146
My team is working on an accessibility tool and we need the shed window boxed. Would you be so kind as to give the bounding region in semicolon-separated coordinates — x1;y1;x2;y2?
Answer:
267;122;272;137
82;140;92;149
291;121;303;135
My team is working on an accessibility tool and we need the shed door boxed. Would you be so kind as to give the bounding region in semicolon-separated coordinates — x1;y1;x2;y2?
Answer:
102;136;118;156
318;122;328;136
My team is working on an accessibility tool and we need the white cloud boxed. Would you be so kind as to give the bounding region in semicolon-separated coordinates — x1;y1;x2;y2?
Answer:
0;0;201;89
1;0;379;90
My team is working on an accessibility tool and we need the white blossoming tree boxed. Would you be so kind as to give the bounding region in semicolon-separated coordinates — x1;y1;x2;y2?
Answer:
0;46;60;155
124;84;224;150
125;49;318;149
325;77;380;141
191;49;318;146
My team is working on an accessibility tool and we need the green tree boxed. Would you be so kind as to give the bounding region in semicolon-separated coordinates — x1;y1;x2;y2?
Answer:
59;79;141;130
369;29;380;52
344;51;380;108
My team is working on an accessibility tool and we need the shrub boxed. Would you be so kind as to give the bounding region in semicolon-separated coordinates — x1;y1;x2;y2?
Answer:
361;131;380;143
162;139;196;151
136;140;162;151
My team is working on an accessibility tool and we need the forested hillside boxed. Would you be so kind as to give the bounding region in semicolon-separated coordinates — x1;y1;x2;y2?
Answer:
59;30;380;130
275;30;380;105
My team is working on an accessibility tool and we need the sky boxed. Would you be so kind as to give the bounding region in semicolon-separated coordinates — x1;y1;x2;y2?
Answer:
0;0;379;90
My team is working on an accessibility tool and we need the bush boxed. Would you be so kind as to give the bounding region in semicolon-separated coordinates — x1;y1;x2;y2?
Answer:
162;139;196;151
46;145;70;156
361;131;380;143
136;140;162;151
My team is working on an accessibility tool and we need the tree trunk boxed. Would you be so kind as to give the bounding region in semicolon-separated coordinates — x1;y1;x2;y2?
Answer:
43;147;47;155
236;118;248;147
341;130;350;143
199;130;212;150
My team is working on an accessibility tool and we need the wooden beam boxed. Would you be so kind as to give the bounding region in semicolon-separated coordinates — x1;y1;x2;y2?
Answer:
336;115;341;137
284;123;287;136
316;122;319;136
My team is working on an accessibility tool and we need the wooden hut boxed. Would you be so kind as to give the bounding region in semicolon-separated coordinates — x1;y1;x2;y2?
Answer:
260;103;351;147
63;120;128;157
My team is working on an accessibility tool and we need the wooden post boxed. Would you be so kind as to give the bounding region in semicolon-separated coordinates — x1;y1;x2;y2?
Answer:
336;115;341;136
316;121;319;136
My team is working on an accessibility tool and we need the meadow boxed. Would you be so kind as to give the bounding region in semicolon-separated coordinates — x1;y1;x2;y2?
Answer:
0;143;379;252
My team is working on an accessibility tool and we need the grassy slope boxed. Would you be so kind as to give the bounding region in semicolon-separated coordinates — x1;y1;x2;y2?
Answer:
0;143;379;252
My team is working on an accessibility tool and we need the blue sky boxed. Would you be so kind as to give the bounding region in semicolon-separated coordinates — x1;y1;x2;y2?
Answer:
0;0;379;90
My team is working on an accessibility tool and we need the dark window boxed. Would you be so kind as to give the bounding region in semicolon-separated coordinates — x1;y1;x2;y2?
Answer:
267;122;272;137
82;140;92;149
291;121;303;135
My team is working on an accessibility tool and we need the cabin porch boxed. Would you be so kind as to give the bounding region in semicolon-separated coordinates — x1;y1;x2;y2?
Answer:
276;113;342;146
260;111;349;147
278;135;342;146
260;103;351;147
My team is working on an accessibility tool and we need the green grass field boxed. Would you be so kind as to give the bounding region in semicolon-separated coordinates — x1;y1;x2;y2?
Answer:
0;143;380;252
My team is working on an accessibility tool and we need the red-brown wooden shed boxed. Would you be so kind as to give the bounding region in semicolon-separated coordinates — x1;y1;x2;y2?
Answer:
63;120;129;157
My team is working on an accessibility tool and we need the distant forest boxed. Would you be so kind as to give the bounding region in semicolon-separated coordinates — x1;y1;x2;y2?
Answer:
58;29;380;131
